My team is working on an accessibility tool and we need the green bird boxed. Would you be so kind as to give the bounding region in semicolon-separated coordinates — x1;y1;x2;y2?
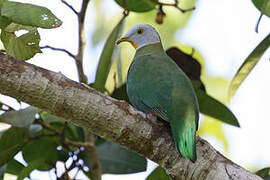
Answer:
117;24;199;162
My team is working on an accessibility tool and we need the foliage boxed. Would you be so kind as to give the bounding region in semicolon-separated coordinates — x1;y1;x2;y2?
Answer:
0;0;61;60
146;166;171;180
252;0;270;17
80;139;147;175
256;167;270;179
115;0;157;12
0;0;269;179
228;33;270;100
91;16;125;92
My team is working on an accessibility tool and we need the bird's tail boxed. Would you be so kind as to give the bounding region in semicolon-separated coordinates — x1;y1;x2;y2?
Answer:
171;125;197;162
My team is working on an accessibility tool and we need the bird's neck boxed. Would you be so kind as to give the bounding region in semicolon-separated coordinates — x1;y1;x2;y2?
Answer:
135;43;164;58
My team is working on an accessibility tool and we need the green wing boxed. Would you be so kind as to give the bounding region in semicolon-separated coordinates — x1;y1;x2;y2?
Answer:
127;51;199;162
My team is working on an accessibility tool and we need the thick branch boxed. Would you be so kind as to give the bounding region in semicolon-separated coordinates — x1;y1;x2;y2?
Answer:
0;55;262;180
75;0;102;179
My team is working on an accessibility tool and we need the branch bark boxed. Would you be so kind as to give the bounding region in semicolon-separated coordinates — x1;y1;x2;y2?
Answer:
75;0;103;179
0;54;262;180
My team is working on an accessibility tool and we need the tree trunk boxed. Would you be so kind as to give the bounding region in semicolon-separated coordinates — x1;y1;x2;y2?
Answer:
0;54;262;180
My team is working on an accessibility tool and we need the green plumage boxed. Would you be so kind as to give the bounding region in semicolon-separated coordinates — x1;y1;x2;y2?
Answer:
127;43;199;162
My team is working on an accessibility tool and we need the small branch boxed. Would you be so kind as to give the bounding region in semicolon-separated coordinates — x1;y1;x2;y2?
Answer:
41;45;76;60
60;122;67;136
84;131;102;180
255;13;263;33
175;6;195;13
35;119;93;148
30;133;58;140
152;0;195;13
36;118;59;133
65;139;94;148
61;0;79;15
74;0;90;83
63;163;72;180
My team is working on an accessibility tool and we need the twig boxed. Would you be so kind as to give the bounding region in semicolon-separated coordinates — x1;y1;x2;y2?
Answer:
255;0;268;33
61;0;79;15
175;6;195;13
152;0;195;13
74;0;90;83
35;119;93;148
41;45;76;60
61;122;67;135
63;163;72;180
65;139;94;148
30;133;58;140
36;118;59;133
255;13;263;33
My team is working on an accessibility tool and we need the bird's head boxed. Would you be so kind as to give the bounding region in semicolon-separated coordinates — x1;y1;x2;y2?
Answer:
117;24;161;50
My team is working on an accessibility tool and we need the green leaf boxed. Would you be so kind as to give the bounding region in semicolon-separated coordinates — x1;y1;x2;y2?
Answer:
80;140;147;174
6;159;25;176
28;124;42;134
83;170;95;180
1;28;41;60
0;16;11;29
49;121;81;141
256;167;270;179
115;0;156;12
40;111;64;123
22;137;58;171
3;23;35;32
146;166;171;180
1;1;62;29
252;0;270;17
111;84;130;103
17;159;49;180
0;127;29;167
91;17;125;92
57;149;69;162
196;89;240;127
0;106;40;127
228;33;270;100
96;141;147;174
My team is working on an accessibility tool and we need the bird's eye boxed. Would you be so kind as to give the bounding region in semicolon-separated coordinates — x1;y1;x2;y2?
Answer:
136;28;144;35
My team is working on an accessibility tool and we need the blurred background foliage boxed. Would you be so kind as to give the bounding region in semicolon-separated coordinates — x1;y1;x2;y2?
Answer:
0;0;269;179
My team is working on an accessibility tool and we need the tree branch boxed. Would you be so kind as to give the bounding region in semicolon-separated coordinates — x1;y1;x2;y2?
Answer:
41;45;76;59
74;0;102;179
0;54;262;180
151;0;195;13
61;0;79;15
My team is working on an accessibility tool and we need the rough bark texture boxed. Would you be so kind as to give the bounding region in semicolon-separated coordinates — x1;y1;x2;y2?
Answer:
0;54;262;180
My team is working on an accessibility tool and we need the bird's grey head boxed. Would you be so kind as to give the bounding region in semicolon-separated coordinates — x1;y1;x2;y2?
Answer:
117;24;161;50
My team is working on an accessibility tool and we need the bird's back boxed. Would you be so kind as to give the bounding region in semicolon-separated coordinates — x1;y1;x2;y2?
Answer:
127;44;198;122
127;43;199;161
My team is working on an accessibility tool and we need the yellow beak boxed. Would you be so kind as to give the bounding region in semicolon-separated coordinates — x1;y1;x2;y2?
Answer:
116;36;138;49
